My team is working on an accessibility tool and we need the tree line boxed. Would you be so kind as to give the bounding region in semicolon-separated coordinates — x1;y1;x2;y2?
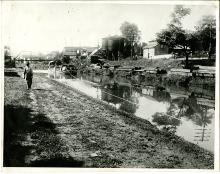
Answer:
120;5;216;68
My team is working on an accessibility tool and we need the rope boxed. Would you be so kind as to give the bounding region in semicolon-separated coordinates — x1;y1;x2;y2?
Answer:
61;66;77;79
100;90;138;106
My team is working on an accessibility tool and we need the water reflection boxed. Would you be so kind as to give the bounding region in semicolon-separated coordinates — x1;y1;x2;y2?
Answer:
49;70;215;152
100;81;138;114
152;112;181;134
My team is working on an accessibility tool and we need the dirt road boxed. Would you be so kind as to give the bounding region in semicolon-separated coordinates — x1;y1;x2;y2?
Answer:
4;68;214;168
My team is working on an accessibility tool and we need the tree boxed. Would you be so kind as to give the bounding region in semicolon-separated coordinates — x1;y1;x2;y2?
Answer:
156;5;193;68
120;21;141;58
195;15;216;59
171;5;191;26
4;46;11;57
53;51;62;60
4;46;15;67
62;56;70;64
120;21;141;43
156;25;195;68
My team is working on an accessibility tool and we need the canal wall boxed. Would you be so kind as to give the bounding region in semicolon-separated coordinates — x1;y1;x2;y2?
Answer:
79;57;215;87
79;67;215;88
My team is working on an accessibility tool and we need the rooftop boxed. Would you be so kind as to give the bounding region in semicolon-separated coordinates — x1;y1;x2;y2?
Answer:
102;35;126;40
143;41;158;49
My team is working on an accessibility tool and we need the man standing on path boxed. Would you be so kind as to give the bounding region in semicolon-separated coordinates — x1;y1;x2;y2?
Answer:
24;61;33;90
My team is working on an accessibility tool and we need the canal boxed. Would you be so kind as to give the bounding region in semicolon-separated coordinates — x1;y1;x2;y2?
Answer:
46;69;215;153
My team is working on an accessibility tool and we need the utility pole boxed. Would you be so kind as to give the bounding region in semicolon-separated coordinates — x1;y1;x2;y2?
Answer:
208;24;212;59
130;34;135;59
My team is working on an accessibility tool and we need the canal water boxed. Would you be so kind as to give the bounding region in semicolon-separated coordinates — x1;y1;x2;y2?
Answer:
47;69;215;152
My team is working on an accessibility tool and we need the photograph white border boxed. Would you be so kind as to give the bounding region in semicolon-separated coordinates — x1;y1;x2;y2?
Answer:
1;1;219;173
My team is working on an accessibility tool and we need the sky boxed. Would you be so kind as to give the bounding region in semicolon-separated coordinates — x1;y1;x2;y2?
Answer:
2;2;217;55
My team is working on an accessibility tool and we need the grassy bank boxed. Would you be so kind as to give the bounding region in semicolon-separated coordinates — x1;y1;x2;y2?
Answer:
108;57;183;70
4;69;73;167
107;57;215;69
4;68;214;168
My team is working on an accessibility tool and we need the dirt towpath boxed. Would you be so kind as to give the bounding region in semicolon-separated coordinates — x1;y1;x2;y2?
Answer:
4;68;214;168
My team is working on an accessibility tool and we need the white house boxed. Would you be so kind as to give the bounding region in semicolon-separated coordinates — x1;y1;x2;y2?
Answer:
143;41;172;59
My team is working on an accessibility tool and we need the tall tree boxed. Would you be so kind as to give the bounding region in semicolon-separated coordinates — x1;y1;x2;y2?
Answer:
195;15;216;59
4;46;11;57
156;25;195;68
120;21;141;58
171;5;191;26
156;5;192;68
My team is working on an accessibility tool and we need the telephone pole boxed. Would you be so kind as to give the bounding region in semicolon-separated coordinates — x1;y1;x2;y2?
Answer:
208;24;212;59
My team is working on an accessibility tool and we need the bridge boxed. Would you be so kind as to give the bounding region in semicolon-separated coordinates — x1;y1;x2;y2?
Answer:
13;51;54;62
15;59;54;62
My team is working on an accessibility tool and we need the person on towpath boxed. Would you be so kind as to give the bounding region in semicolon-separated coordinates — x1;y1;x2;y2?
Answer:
24;61;33;90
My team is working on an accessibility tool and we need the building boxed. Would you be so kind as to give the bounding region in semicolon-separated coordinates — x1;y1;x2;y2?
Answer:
102;35;130;60
62;46;97;60
62;47;80;60
143;40;172;59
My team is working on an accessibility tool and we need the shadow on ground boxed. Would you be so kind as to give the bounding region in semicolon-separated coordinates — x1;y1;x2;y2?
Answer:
30;157;85;167
4;104;34;166
33;88;53;91
4;104;84;167
4;71;20;77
